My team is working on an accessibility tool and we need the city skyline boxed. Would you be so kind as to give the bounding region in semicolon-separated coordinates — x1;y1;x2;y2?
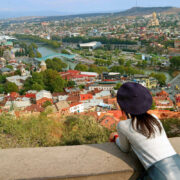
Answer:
0;0;180;18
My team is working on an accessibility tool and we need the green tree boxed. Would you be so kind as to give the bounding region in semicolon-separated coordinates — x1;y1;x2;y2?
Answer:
46;58;67;72
79;84;85;90
29;49;35;58
43;69;65;92
4;82;18;93
125;60;131;67
31;43;38;49
150;73;166;86
24;72;44;91
142;61;148;68
0;48;4;57
14;69;21;76
118;58;125;65
67;80;76;88
61;49;70;55
42;101;52;108
24;70;66;93
32;83;44;91
0;84;4;94
75;63;89;71
0;75;7;83
36;51;42;58
6;65;13;70
170;56;180;69
114;83;122;90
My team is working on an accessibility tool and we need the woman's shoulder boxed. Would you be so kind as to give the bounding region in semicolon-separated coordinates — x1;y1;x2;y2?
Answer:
150;113;159;120
117;119;131;131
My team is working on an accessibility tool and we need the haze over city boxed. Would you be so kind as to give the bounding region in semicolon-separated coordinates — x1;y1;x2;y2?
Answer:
0;0;180;18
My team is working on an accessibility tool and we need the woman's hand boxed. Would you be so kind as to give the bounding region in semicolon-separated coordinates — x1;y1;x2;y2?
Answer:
109;132;118;142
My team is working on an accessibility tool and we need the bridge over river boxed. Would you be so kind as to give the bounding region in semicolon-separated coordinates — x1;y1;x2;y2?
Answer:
35;53;76;62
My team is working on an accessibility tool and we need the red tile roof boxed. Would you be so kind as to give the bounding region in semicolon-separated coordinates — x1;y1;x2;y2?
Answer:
10;92;19;98
25;93;36;98
25;104;44;112
80;94;93;101
70;102;82;107
107;110;123;119
156;90;169;97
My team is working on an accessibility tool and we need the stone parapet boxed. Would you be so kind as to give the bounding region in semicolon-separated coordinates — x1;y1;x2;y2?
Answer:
0;138;180;180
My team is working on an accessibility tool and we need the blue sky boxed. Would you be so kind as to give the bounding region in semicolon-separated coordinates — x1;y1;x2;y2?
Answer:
0;0;180;14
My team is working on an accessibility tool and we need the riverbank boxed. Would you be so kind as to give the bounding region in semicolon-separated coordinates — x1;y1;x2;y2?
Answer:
37;46;77;70
16;39;173;81
15;34;61;49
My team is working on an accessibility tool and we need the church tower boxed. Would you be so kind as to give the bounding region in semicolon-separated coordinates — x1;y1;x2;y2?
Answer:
148;12;159;27
40;61;47;71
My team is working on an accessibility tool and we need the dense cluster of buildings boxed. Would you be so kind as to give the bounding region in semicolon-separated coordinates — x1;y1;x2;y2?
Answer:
1;11;180;54
0;83;179;129
0;66;179;129
0;11;180;129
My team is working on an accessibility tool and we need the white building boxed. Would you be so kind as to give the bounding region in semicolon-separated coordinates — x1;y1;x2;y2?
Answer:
69;103;84;113
80;71;98;77
36;90;52;101
89;84;115;91
58;95;68;101
6;75;31;89
79;41;102;50
4;97;31;110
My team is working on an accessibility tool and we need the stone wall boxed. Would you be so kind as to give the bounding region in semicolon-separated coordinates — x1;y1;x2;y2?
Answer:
0;138;180;180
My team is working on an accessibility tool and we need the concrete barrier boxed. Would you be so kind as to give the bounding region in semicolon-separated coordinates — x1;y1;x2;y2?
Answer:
0;138;180;180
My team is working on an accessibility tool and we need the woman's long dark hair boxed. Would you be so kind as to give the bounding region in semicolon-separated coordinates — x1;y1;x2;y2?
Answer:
127;112;162;138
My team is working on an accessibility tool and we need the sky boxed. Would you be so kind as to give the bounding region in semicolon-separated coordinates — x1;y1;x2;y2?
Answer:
0;0;180;17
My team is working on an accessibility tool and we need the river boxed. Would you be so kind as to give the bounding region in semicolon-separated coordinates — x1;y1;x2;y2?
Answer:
37;45;172;82
37;46;77;70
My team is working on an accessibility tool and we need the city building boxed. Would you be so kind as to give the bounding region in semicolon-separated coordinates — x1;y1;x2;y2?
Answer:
36;90;53;106
79;41;102;50
148;12;159;27
40;61;47;71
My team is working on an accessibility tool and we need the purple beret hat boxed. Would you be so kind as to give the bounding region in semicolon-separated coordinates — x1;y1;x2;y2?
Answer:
117;82;152;115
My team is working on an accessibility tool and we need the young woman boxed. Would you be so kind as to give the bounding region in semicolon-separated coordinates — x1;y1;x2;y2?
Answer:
110;82;180;180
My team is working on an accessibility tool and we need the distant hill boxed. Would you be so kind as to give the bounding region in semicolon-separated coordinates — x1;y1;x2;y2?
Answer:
1;6;180;23
35;7;180;22
29;7;180;22
116;7;179;16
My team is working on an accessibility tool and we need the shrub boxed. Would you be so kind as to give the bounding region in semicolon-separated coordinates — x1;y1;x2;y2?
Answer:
60;115;111;145
161;119;180;137
0;113;61;148
0;113;111;148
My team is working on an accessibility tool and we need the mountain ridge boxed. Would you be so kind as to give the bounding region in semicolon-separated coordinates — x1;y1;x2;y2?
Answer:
1;6;180;23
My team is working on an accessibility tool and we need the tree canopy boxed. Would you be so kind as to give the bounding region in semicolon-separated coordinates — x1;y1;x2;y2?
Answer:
150;72;166;86
170;56;180;69
24;69;66;93
4;82;19;93
46;57;67;72
75;63;89;71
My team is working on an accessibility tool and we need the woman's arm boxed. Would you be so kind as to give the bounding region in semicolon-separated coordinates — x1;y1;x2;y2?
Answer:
116;123;131;153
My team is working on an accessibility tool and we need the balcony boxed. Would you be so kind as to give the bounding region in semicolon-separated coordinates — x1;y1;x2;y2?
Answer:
0;137;180;180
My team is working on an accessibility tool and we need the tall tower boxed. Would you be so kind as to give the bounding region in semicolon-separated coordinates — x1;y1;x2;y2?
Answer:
40;61;47;72
152;12;157;19
20;66;26;76
148;12;159;27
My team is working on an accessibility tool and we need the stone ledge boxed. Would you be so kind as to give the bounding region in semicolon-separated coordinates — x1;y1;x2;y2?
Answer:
0;138;179;180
